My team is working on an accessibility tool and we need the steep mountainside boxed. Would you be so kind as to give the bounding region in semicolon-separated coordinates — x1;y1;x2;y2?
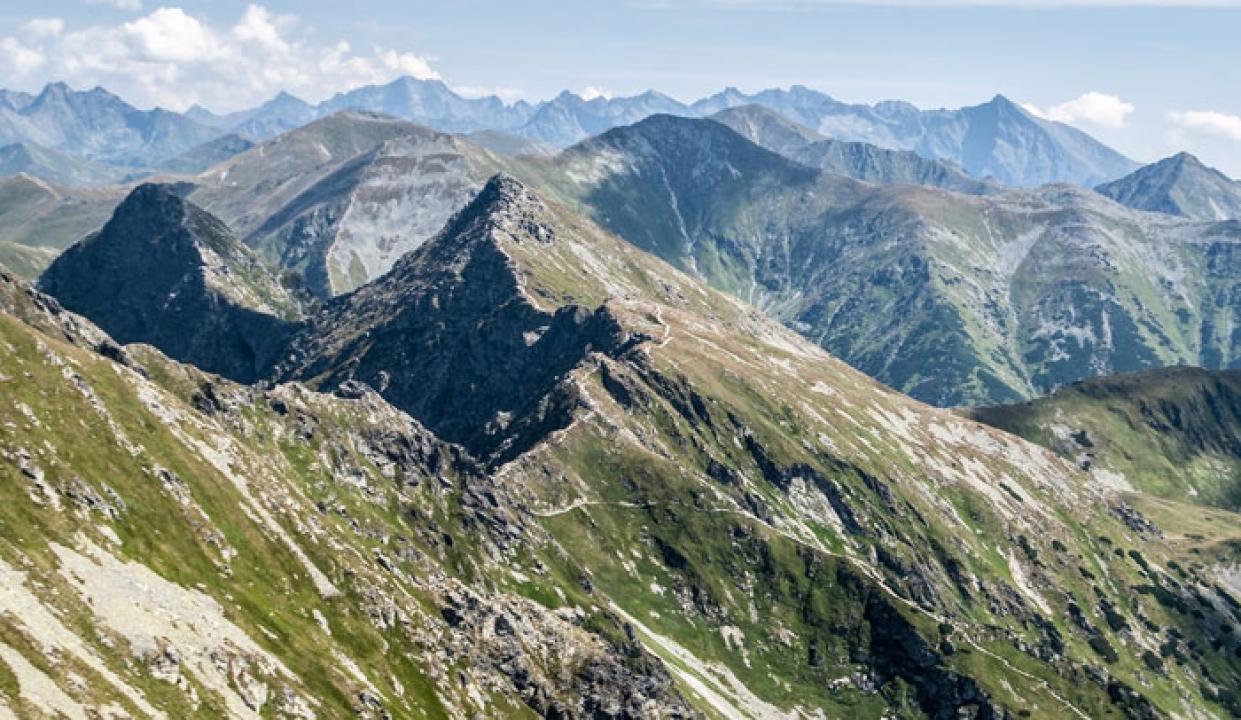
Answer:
0;174;126;278
188;112;511;297
0;265;692;718
32;174;1241;717
38;184;304;381
528;114;1241;406
711;105;993;195
0;82;222;170
972;366;1241;510
464;130;557;157
1097;152;1241;221
694;87;1137;186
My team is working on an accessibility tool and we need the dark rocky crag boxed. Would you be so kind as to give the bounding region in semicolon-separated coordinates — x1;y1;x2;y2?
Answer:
38;183;305;382
277;174;647;464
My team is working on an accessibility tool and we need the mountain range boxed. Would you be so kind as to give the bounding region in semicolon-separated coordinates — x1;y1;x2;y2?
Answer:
203;78;1140;187
522;113;1241;406
0;77;1143;191
0;82;220;170
11;171;1240;716
709;105;996;195
4;108;1240;409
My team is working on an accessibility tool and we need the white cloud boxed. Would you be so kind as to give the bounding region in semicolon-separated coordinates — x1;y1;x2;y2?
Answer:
0;38;44;75
86;0;144;11
1169;110;1241;142
24;18;64;38
581;86;612;101
0;4;440;112
1022;91;1135;129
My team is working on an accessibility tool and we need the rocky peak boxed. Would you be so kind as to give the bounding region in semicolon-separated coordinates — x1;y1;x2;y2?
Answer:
278;175;641;463
1096;149;1241;220
38;183;301;382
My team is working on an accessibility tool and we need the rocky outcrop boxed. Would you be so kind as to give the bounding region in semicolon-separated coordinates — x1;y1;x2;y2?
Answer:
278;174;647;463
38;183;304;382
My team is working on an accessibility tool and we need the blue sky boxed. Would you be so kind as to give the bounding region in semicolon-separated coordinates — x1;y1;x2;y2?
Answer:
1;1;1239;174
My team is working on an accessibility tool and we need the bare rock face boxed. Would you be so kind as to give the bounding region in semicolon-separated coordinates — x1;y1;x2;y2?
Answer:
279;174;645;464
188;113;507;299
38;183;304;382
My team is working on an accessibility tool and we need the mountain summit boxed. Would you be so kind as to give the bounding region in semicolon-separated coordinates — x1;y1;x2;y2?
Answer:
38;183;303;381
1096;151;1241;221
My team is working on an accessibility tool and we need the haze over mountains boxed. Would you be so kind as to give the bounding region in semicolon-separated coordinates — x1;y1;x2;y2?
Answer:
0;76;1154;191
1;61;1240;716
1097;151;1241;222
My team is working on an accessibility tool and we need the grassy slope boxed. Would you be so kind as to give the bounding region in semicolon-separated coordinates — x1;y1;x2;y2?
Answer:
971;366;1241;510
428;184;1241;717
0;293;658;717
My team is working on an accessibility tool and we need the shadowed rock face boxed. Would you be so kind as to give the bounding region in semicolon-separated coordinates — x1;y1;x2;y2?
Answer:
38;183;303;383
279;175;644;463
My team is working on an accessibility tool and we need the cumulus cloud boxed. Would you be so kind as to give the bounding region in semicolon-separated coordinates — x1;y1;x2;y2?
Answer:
1022;92;1135;129
24;18;65;38
1169;110;1241;142
0;4;440;112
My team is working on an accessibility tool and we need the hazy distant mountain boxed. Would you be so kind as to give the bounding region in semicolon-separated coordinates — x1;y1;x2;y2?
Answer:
0;82;222;169
711;105;994;194
514;89;691;145
232;91;318;139
0;89;34;112
0;142;127;186
0;174;126;277
1096;152;1241;221
694;86;1138;186
321;77;535;133
4;75;1131;190
155;133;255;175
